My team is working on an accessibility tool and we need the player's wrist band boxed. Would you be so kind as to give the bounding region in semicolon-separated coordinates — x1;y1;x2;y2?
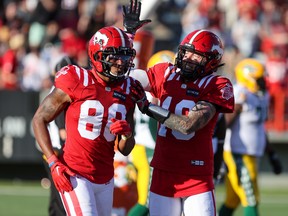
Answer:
121;133;132;141
125;32;135;41
47;154;58;168
49;161;56;168
147;104;171;124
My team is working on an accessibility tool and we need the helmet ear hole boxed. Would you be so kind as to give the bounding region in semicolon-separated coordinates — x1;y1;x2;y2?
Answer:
208;59;218;70
92;52;103;72
94;52;101;61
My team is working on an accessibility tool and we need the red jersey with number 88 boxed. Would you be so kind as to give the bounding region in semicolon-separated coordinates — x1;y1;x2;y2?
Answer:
55;65;136;184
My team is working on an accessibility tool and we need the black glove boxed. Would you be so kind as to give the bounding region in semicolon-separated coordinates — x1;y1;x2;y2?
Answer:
268;151;283;175
130;79;150;113
122;0;151;34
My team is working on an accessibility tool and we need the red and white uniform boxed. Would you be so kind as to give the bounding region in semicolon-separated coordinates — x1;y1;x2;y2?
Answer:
146;63;234;197
55;65;136;184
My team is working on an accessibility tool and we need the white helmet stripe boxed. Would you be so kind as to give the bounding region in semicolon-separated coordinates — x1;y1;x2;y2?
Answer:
114;27;126;46
189;29;207;44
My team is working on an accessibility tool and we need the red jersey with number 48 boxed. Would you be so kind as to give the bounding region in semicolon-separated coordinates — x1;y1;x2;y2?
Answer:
54;65;136;184
147;62;234;176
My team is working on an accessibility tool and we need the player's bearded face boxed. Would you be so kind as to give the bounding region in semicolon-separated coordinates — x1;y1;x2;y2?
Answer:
178;50;208;81
182;51;207;71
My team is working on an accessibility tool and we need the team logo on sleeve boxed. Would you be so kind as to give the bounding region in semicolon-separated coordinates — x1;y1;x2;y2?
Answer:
221;83;233;100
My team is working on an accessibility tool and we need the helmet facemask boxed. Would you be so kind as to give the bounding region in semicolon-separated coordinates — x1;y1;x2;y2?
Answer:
256;77;266;93
94;46;136;82
176;44;211;81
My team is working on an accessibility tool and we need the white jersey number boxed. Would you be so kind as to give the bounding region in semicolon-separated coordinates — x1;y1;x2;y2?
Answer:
158;96;195;140
78;100;127;141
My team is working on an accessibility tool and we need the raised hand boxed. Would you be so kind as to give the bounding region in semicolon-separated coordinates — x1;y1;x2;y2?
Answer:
48;155;76;192
122;0;151;34
130;79;150;114
110;118;132;140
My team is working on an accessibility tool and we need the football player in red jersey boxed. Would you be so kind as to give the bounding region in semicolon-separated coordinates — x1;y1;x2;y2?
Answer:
130;29;235;216
123;3;235;213
33;26;143;216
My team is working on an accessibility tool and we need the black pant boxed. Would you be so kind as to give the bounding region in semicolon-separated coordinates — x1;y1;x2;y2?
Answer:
44;161;66;216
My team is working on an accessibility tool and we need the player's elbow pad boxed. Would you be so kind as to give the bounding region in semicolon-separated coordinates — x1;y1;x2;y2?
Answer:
146;104;170;124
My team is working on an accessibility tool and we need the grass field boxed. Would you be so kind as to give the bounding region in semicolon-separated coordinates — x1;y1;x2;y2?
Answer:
0;174;287;216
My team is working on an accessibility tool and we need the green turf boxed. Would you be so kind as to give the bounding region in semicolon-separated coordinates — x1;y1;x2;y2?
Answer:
215;183;288;216
0;175;287;216
0;180;48;216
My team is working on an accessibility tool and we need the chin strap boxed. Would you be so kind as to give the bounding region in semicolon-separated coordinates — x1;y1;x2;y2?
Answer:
216;63;225;69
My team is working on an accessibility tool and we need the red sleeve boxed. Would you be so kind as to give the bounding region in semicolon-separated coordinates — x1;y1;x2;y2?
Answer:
146;62;174;98
203;76;234;113
54;65;80;101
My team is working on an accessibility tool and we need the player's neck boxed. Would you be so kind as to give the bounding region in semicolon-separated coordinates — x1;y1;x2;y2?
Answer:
92;70;122;87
